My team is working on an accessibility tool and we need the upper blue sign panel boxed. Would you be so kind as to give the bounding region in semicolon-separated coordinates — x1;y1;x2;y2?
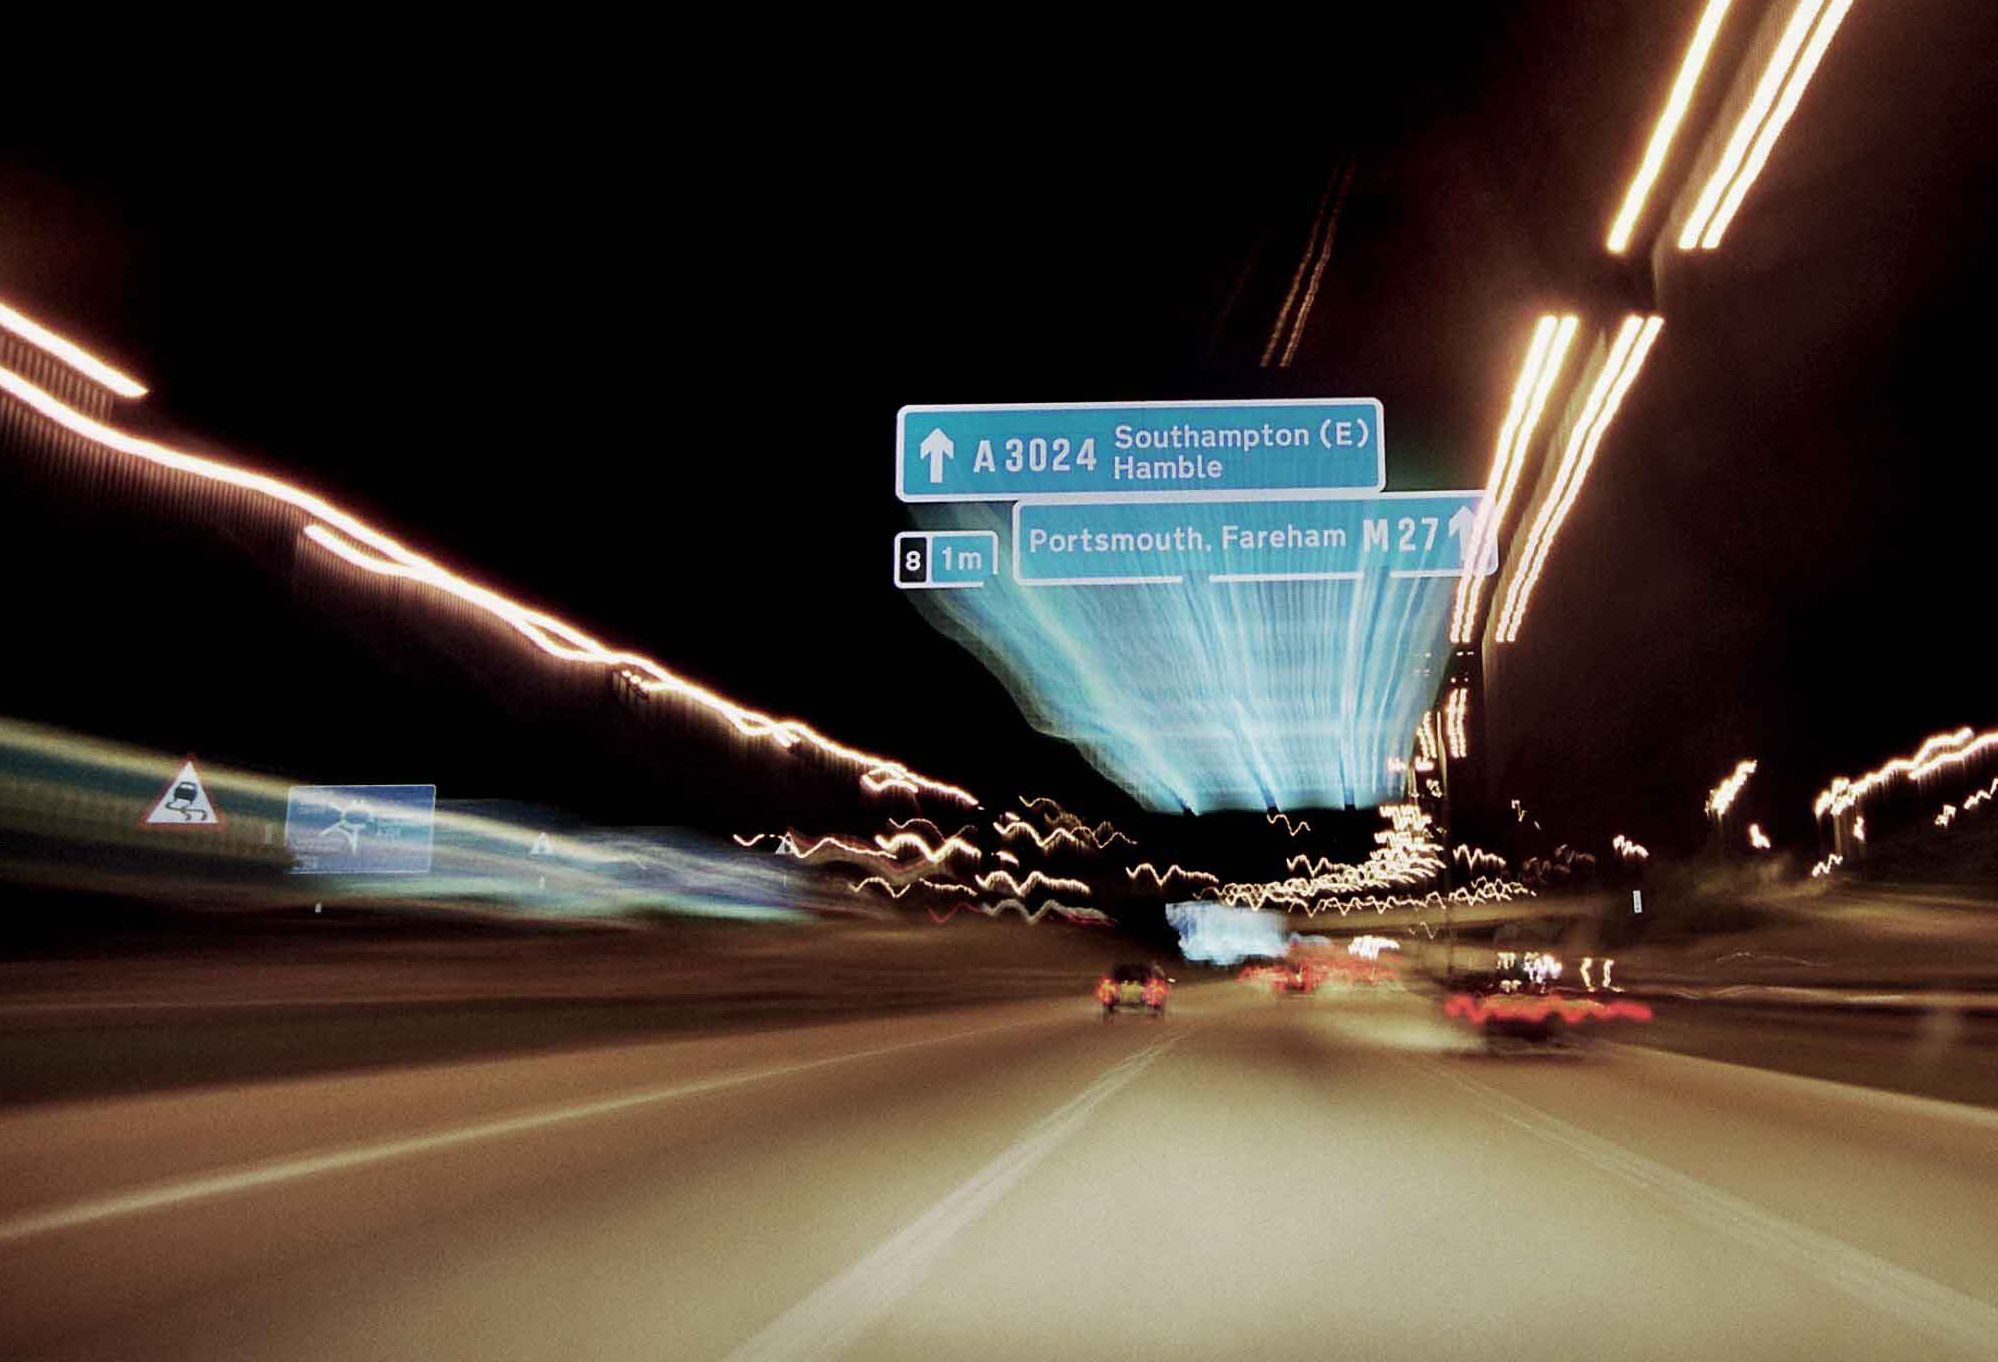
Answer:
896;400;1385;503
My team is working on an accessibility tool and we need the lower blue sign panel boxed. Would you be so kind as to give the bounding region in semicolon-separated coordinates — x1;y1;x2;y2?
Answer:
1012;493;1494;586
285;784;438;874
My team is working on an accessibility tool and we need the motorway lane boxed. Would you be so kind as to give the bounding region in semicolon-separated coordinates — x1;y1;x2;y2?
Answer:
1;984;1995;1359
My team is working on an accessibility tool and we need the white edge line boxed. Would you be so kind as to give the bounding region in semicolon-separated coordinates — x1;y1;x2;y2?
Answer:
0;1013;1060;1245
1415;1060;1998;1352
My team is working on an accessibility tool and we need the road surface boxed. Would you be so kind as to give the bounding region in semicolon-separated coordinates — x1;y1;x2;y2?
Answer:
2;982;1995;1359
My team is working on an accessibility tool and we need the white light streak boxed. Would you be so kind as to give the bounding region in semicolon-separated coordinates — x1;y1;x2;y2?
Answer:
1706;760;1758;818
0;361;976;806
1815;727;1998;820
1699;0;1854;248
1678;0;1827;248
1452;315;1579;644
1498;315;1665;643
1444;686;1469;759
1608;0;1735;253
0;298;148;398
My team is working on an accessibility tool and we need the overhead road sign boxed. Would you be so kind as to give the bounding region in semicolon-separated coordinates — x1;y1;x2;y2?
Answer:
894;530;999;589
141;757;225;828
897;399;1384;503
1012;492;1494;588
285;784;437;875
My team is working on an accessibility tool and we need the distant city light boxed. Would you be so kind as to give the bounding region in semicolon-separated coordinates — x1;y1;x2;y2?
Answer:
1612;834;1650;861
1747;823;1771;849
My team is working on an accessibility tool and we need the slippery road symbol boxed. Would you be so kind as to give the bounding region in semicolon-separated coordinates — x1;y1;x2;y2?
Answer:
318;799;376;854
142;759;225;828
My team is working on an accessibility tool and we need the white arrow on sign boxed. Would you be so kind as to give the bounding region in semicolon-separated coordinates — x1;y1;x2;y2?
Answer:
918;428;954;484
1447;506;1476;543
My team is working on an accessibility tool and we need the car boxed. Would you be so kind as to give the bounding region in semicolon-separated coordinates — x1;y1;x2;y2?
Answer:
1097;963;1169;1019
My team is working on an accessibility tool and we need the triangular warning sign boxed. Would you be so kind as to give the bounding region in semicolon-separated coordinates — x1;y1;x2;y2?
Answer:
528;832;554;857
142;757;226;829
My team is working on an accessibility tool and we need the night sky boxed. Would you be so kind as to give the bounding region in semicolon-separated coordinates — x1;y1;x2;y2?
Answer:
4;3;1994;858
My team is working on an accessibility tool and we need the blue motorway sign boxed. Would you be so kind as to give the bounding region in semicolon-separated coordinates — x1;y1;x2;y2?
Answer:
1012;493;1494;587
285;784;438;874
893;530;998;589
897;400;1384;503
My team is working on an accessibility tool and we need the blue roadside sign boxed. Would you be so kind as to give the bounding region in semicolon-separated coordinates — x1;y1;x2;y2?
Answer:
285;784;438;874
897;399;1384;503
893;530;999;589
1011;493;1494;587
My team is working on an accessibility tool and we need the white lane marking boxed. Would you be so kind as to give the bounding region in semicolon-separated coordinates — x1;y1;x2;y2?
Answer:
0;1013;1072;1245
1601;1041;1998;1133
1415;1061;1998;1354
726;1031;1189;1362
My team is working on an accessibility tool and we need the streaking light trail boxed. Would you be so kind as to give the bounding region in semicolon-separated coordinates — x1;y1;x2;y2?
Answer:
1452;315;1578;645
1607;0;1734;253
1814;727;1998;820
1683;0;1855;249
1497;314;1665;643
1706;760;1757;818
0;298;149;398
0;359;977;807
1445;994;1653;1026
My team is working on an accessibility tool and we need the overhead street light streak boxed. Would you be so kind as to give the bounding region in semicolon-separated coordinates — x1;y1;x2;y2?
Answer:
0;361;979;807
1700;0;1855;248
1814;726;1998;820
1444;686;1468;759
1497;315;1664;643
0;299;149;398
1607;0;1735;254
1677;0;1828;249
1706;759;1758;818
1450;316;1579;645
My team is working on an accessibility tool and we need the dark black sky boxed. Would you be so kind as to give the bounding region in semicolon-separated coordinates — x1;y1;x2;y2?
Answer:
4;3;1994;857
